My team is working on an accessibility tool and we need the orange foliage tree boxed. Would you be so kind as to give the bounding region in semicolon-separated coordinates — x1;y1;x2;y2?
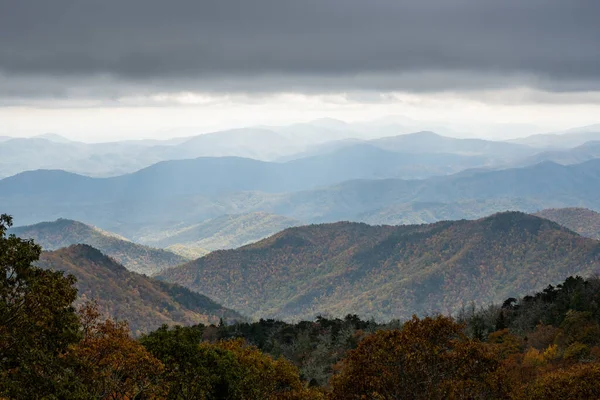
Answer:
64;302;164;399
514;363;600;399
329;315;499;399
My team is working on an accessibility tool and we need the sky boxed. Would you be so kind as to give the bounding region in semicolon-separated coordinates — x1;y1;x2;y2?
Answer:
1;0;600;141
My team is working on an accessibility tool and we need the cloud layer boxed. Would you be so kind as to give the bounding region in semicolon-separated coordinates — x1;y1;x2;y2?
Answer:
1;0;599;97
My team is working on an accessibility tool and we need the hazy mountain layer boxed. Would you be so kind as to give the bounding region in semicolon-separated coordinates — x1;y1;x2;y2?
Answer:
535;208;600;240
510;125;600;149
0;121;540;179
358;198;554;226
2;159;600;236
9;218;188;275
514;141;600;167
157;212;600;321
138;212;303;251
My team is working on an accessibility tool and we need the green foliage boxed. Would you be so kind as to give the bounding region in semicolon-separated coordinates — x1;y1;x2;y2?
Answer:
217;314;381;386
0;214;81;398
141;327;321;399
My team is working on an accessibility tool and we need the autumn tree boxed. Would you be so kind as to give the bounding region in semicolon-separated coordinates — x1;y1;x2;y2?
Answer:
63;302;164;399
214;339;322;399
0;214;81;398
329;315;499;400
513;363;600;399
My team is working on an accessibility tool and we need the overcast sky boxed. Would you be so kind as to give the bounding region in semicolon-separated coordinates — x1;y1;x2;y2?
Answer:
1;0;599;141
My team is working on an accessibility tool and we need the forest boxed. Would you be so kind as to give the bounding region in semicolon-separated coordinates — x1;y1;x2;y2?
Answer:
4;213;600;399
157;212;600;321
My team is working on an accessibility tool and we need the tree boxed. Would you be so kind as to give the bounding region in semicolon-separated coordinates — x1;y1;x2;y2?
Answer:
0;214;81;398
514;363;600;399
140;324;222;400
329;315;499;400
63;302;164;399
214;339;321;399
141;325;322;399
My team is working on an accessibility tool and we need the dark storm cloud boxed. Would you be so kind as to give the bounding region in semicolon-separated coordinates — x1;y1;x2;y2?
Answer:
1;0;599;96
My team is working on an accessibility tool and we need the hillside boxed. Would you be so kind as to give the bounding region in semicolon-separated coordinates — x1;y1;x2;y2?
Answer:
139;212;303;251
37;244;241;335
535;208;600;240
10;219;188;275
157;212;600;321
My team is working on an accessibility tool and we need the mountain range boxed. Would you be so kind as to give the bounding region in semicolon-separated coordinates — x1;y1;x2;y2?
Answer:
3;157;600;238
4;120;590;180
515;140;600;167
156;212;600;321
9;219;188;275
0;119;401;179
510;124;600;148
37;244;241;335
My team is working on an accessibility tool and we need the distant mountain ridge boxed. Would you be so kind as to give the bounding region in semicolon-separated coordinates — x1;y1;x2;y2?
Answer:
0;131;529;199
535;208;600;240
138;212;303;252
515;141;600;167
3;158;600;235
369;131;534;157
37;244;241;335
157;212;600;321
511;125;600;149
9;218;188;275
0;127;538;180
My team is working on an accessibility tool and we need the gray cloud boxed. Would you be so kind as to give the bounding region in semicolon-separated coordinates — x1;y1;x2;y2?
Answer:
1;0;599;98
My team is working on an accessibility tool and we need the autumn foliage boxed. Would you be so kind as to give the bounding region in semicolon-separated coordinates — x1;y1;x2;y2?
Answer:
329;316;499;399
6;212;600;399
63;302;165;399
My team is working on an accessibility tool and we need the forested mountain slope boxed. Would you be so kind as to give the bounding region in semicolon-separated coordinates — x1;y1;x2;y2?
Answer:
10;218;188;274
535;208;600;240
37;244;241;335
157;212;600;321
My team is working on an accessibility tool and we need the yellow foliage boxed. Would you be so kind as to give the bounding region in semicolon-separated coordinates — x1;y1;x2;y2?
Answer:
522;348;546;367
542;344;559;361
513;363;600;400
